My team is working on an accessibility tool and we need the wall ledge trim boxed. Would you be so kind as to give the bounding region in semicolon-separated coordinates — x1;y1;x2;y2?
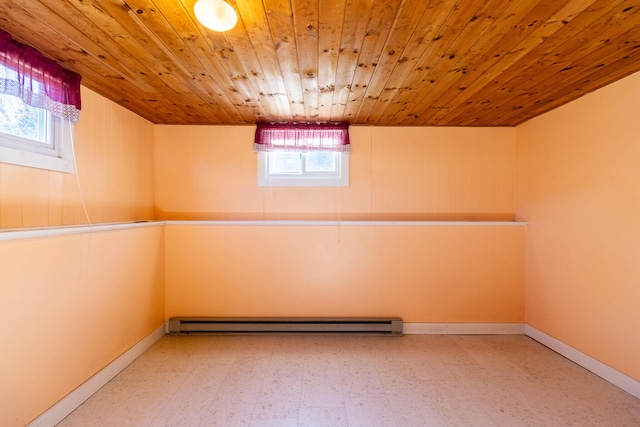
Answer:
0;221;163;242
524;325;640;399
0;220;526;243
27;324;166;427
165;220;527;227
403;322;525;334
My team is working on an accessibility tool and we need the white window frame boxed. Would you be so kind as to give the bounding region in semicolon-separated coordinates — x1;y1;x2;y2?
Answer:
0;96;74;173
258;151;349;187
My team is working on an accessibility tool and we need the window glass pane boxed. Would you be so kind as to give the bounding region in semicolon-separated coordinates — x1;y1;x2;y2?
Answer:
0;93;49;144
269;152;303;174
305;152;336;172
258;152;349;187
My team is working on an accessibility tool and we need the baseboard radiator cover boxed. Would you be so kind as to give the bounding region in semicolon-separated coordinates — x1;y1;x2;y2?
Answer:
168;317;403;336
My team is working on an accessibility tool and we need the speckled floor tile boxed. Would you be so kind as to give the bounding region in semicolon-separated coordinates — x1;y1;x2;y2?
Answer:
57;335;640;427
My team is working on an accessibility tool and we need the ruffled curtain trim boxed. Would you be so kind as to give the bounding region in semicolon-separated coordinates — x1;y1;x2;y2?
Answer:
254;122;350;153
0;29;82;122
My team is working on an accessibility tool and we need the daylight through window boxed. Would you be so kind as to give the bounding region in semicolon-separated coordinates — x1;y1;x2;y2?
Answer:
0;29;82;172
0;65;73;172
254;122;350;187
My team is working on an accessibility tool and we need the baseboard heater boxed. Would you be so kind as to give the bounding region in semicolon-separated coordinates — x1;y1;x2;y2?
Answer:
168;317;403;336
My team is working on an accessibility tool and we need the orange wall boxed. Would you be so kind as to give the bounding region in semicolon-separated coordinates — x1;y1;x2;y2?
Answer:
155;126;516;221
158;125;523;323
0;226;165;427
516;71;640;381
0;86;155;229
0;87;162;426
165;223;524;322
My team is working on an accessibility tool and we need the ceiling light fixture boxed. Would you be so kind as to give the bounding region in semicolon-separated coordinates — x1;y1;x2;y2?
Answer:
194;0;237;32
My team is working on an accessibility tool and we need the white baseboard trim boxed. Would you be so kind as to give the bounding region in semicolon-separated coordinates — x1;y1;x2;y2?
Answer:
524;325;640;399
28;323;166;427
404;322;525;335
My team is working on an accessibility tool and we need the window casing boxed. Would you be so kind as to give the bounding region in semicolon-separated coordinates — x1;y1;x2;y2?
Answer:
258;151;349;187
0;91;74;173
0;30;81;173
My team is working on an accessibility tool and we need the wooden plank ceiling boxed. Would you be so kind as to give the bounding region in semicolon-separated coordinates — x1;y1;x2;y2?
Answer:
1;0;640;126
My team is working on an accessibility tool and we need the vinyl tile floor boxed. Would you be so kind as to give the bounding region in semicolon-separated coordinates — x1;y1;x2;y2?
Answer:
57;334;640;427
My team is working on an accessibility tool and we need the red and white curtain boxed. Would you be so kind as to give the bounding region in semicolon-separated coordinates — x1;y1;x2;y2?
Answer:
0;29;82;122
254;122;350;152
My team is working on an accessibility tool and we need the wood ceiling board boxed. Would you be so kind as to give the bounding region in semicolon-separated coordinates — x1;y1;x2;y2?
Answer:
1;0;639;126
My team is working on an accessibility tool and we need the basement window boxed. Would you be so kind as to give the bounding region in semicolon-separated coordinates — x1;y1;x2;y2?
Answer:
257;151;349;187
0;30;82;173
254;122;350;187
0;90;74;173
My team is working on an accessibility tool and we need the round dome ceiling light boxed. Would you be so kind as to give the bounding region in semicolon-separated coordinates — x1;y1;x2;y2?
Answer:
194;0;238;32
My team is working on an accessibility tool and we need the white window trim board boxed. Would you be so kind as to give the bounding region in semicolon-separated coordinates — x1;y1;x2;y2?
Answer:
257;151;349;187
0;116;75;173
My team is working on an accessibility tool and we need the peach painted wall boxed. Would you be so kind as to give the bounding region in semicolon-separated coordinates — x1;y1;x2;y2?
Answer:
0;226;165;427
155;126;516;221
165;223;524;322
516;71;640;381
0;86;155;229
0;87;162;426
158;125;523;323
